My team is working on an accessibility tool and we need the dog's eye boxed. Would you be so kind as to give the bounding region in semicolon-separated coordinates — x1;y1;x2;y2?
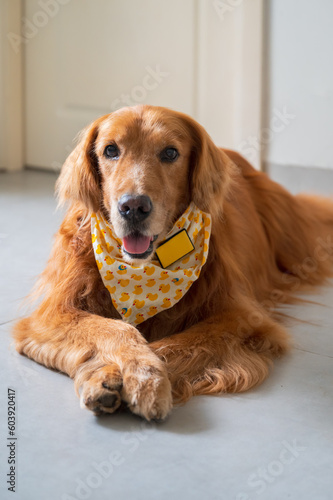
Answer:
160;147;179;163
104;144;120;160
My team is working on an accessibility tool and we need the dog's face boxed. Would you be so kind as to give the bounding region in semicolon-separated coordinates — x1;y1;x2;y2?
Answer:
94;108;193;264
57;105;234;264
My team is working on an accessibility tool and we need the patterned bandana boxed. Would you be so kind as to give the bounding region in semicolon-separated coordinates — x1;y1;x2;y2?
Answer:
91;202;211;326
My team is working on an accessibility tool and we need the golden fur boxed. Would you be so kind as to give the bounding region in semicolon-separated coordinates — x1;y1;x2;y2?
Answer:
13;105;333;420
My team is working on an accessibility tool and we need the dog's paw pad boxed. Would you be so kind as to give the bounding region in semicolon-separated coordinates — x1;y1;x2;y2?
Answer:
80;364;123;415
97;392;120;409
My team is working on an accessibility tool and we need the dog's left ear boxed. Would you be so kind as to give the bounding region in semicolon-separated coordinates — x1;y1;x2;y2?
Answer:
185;117;236;215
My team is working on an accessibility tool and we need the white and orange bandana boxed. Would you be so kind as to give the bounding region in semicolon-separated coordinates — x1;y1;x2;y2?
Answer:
91;202;211;326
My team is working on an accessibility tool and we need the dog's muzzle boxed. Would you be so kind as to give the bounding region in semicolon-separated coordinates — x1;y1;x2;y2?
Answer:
118;194;155;258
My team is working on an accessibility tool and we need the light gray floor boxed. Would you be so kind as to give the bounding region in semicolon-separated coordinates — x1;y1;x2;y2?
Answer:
0;169;332;500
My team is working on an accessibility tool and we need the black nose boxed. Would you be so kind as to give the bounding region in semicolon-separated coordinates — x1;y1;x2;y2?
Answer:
118;194;153;222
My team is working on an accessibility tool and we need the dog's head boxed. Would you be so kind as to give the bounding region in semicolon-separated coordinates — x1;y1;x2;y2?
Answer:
57;105;234;264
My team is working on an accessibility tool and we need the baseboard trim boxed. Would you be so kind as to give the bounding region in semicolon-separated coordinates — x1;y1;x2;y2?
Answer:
24;165;59;175
265;163;333;196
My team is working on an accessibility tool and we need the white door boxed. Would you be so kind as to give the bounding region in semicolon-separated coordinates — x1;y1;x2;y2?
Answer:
24;0;197;170
22;0;263;171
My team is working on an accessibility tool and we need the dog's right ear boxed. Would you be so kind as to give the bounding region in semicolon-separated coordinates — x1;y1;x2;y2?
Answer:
56;116;107;211
181;114;236;217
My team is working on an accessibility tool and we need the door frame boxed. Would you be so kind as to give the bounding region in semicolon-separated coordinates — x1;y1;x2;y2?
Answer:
0;0;24;171
196;0;264;169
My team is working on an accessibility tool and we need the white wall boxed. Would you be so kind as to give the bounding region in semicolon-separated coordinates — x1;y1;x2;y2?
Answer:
264;0;333;170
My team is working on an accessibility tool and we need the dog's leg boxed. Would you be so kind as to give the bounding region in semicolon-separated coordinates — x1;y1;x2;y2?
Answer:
13;313;172;420
150;305;290;403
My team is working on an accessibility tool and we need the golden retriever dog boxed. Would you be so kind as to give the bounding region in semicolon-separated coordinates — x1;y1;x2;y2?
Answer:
13;105;333;420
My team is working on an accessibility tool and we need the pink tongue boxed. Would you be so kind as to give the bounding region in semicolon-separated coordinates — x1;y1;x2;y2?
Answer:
123;235;151;254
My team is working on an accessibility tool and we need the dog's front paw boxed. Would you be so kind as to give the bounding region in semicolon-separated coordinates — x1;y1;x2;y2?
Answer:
80;364;123;416
121;362;173;421
78;354;172;420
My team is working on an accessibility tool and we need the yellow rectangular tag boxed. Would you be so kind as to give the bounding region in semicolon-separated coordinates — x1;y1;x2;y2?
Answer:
155;229;195;269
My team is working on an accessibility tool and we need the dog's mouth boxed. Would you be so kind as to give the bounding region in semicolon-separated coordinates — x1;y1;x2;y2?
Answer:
122;233;158;259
